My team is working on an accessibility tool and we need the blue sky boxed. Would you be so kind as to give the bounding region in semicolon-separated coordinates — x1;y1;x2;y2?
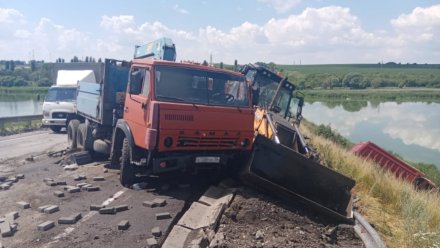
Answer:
1;0;439;64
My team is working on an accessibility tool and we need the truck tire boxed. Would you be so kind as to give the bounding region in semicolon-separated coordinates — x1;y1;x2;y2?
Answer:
77;123;86;150
50;126;62;133
67;119;80;150
120;138;136;186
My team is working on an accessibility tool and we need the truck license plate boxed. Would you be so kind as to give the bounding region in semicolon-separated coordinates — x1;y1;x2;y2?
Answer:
195;156;220;163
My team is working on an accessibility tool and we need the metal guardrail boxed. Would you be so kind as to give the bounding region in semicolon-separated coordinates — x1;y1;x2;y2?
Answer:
0;114;42;130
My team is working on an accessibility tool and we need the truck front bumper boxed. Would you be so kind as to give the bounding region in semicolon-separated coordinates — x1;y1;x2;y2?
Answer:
42;118;67;127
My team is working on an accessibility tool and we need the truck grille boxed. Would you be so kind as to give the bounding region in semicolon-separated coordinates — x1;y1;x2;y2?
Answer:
164;114;194;121
52;112;67;119
176;136;238;148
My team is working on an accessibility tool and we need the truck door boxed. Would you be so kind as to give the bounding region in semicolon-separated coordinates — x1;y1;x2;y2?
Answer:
124;66;151;149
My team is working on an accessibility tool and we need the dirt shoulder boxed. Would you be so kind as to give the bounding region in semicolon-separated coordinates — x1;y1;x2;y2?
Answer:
214;187;363;248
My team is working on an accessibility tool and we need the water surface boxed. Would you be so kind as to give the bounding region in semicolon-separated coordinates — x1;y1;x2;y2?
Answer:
304;100;440;168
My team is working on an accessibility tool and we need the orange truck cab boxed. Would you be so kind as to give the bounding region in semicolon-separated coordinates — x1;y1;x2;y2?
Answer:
73;38;254;185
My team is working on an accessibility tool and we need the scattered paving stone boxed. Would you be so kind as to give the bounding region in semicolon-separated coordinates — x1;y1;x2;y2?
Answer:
76;183;89;188
146;237;158;248
117;220;130;230
58;213;82;224
38;205;51;213
99;207;116;215
153;198;167;207
132;182;148;190
17;201;30;209
146;188;157;193
44;205;60;214
115;205;129;212
64;164;79;171
37;221;55;231
155;212;171;220
0;183;10;190
90;205;103;211
84;186;100;192
6;177;18;183
43;178;53;182
103;169;108;173
56;181;67;185
5;212;19;221
0;221;13;237
54;190;65;197
66;186;81;193
73;175;87;181
0;217;4;223
142;201;156;208
93;176;105;181
151;227;162;237
16;174;25;179
46;181;57;186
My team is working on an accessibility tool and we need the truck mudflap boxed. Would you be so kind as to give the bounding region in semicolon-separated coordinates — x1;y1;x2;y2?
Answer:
242;135;355;223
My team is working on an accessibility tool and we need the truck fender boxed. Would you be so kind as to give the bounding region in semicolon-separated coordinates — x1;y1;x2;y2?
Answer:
110;119;135;163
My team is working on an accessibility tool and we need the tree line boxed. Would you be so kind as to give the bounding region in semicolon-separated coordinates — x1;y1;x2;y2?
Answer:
0;56;102;87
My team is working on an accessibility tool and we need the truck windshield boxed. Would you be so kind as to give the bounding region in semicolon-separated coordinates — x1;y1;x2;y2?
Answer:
154;66;249;107
45;87;77;102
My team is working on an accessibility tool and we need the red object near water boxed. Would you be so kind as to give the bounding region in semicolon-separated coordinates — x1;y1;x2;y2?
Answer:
351;141;437;190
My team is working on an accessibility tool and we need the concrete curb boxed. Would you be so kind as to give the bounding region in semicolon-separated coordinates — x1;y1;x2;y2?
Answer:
162;179;236;248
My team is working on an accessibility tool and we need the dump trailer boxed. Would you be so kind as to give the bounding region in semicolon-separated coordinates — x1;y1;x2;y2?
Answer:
240;64;356;222
69;38;254;185
352;141;437;190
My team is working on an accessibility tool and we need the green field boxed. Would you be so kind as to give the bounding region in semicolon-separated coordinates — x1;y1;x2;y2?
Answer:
274;63;440;89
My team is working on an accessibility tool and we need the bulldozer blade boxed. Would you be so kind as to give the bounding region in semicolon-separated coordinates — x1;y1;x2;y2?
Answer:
242;135;355;223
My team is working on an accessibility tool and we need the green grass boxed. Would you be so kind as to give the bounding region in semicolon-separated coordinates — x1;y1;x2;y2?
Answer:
301;120;440;248
0;120;43;136
0;86;49;95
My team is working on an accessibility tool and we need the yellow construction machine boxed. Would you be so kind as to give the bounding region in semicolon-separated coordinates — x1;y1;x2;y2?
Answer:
240;64;355;223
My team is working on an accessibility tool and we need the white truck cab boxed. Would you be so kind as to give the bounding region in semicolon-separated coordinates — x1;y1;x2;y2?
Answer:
42;70;96;132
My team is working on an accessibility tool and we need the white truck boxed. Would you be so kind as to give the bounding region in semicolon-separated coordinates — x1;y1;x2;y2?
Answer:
42;69;97;133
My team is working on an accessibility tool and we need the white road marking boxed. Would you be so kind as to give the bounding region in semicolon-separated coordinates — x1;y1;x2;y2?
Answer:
44;189;126;247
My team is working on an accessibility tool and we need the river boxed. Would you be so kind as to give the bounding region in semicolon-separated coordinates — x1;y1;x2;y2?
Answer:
304;100;440;168
0;94;43;117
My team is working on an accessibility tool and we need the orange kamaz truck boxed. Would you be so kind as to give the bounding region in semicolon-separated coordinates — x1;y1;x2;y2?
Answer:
69;38;254;185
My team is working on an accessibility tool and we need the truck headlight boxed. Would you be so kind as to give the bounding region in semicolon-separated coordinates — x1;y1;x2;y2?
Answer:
164;137;173;148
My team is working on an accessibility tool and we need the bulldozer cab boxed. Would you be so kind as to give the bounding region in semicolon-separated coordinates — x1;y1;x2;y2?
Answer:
242;64;304;125
240;64;355;223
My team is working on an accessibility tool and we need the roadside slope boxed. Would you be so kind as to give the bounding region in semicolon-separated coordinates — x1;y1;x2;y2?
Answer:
301;122;440;248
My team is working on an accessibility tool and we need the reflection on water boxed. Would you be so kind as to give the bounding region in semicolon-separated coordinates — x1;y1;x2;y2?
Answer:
0;94;43;117
304;100;440;168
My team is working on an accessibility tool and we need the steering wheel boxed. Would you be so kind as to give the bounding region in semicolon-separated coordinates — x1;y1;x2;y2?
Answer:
212;93;235;102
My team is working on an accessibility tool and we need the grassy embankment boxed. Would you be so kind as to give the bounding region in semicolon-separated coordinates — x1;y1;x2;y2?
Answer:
301;120;440;248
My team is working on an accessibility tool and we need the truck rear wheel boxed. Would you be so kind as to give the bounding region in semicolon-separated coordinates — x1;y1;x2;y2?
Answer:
76;123;86;150
120;138;136;186
67;120;80;150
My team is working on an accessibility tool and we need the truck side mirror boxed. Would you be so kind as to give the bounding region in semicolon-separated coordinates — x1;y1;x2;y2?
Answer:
129;70;142;95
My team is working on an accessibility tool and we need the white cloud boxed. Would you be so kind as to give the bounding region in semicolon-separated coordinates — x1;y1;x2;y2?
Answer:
2;5;439;64
174;4;189;14
0;8;26;25
258;0;301;13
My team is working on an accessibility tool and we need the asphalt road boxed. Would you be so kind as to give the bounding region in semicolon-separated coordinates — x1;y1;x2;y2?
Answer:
0;130;66;163
0;130;212;248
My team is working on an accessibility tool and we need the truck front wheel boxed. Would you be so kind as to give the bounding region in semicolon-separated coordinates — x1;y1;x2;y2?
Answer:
67;120;80;150
120;138;136;186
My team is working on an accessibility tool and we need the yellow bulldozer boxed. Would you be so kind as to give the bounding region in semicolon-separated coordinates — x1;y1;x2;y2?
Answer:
240;64;355;223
